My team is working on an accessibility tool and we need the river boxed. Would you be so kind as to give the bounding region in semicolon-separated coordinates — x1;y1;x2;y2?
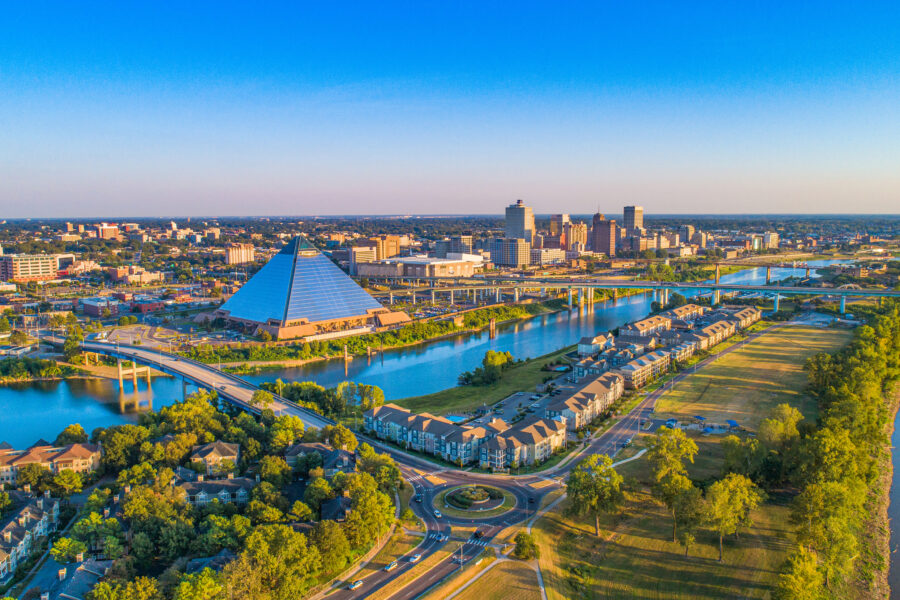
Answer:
0;260;846;447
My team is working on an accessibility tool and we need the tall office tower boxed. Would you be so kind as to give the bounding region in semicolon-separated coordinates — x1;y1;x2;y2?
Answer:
448;235;473;254
505;199;535;244
623;206;644;233
563;222;588;250
680;225;695;243
489;238;531;268
549;214;570;236
366;235;401;260
591;213;617;257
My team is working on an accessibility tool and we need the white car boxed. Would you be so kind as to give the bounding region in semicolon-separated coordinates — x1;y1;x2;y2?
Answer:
433;510;442;518
348;580;363;590
409;553;422;563
384;560;398;572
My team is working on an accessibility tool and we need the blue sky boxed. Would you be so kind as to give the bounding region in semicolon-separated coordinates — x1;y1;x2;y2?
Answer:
1;2;899;217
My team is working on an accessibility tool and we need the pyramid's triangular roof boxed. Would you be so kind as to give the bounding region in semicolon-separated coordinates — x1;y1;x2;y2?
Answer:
220;237;383;325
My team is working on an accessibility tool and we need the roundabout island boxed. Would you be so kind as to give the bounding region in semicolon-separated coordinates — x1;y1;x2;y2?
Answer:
433;484;517;520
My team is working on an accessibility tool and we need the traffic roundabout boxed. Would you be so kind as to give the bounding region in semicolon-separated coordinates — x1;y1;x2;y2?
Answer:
433;484;517;520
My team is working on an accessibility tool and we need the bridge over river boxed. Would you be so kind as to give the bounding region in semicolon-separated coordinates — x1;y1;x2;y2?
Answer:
44;337;335;429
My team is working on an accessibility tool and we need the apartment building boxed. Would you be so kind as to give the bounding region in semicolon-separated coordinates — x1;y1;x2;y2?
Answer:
619;315;672;337
478;417;567;470
545;373;625;431
659;304;705;322
0;443;101;486
0;255;59;282
718;306;762;329
0;492;60;580
616;350;671;389
363;403;511;466
225;243;255;265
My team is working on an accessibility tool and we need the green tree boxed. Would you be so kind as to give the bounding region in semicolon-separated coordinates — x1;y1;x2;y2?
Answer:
258;456;292;488
705;474;765;561
312;519;351;575
173;568;224;600
52;469;83;499
251;389;273;409
646;427;698;481
16;463;52;492
9;330;27;345
51;537;87;563
0;317;10;333
303;477;333;512
63;330;84;362
775;547;824;600
512;531;540;559
54;423;88;445
565;454;624;537
324;423;358;452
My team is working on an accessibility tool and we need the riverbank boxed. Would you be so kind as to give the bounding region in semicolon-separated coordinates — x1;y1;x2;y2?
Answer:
868;386;898;600
214;294;644;375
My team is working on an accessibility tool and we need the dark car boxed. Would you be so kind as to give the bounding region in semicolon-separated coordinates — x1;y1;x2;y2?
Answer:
414;494;423;503
473;530;484;539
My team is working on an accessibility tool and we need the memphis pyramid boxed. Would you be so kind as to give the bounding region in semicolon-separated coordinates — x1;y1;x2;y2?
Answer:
216;237;406;340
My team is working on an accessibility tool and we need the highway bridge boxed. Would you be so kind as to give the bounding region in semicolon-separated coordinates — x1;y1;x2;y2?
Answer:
368;274;900;313
44;337;335;429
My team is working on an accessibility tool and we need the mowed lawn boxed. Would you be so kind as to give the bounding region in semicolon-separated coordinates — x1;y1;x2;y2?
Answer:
534;492;794;600
654;324;852;429
455;560;542;600
396;345;573;414
533;323;854;600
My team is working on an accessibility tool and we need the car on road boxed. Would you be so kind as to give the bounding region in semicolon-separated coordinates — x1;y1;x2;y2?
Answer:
433;510;442;518
528;497;535;503
409;553;422;563
414;494;422;503
384;560;398;572
623;437;633;447
473;530;484;539
348;580;363;590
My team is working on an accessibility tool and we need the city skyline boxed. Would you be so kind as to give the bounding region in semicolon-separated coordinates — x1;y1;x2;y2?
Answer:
2;2;900;218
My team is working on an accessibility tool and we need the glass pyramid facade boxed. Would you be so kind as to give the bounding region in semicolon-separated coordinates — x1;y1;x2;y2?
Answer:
219;237;384;326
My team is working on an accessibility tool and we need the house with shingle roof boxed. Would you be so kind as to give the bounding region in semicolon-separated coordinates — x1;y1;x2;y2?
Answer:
0;443;101;487
190;441;240;476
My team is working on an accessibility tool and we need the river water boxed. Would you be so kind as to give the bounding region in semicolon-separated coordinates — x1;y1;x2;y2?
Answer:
0;260;845;447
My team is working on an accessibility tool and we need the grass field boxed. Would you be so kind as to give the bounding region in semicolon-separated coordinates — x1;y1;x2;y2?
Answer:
396;345;574;414
454;560;542;600
532;322;854;599
654;324;853;429
352;530;423;580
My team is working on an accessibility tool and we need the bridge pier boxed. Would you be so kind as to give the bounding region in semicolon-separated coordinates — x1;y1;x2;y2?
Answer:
806;267;811;279
514;288;520;302
449;289;454;305
117;358;151;392
389;292;393;305
568;288;573;309
430;289;436;304
496;287;501;303
774;293;780;312
715;264;721;284
182;378;188;400
840;296;846;314
712;289;721;306
766;266;771;284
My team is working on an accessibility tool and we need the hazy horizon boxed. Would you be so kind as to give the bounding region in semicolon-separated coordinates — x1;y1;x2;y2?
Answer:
2;2;899;218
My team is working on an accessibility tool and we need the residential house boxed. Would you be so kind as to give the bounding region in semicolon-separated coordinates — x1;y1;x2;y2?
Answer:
284;443;355;477
189;441;240;476
577;334;612;357
177;476;255;506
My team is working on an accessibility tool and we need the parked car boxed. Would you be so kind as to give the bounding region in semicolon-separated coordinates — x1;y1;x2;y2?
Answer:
348;580;363;590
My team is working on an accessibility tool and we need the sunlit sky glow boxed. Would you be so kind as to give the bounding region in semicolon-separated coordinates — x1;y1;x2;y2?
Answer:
1;1;899;217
